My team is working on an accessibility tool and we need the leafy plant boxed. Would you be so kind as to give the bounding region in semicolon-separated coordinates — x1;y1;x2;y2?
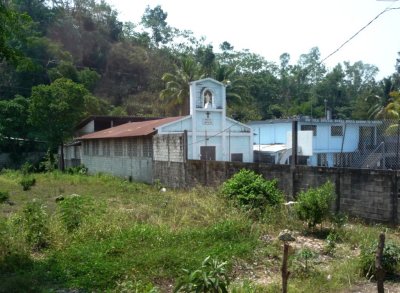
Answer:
221;169;284;212
57;194;91;232
0;191;9;204
174;256;230;293
113;277;160;293
21;201;49;250
20;162;34;175
293;247;316;277
359;241;400;279
324;231;339;255
295;181;335;228
66;164;88;175
19;176;36;191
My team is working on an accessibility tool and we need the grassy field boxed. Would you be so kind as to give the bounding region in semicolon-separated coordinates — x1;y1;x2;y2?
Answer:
0;170;399;292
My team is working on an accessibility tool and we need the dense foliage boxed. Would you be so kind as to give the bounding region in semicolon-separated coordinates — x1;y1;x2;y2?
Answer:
295;181;335;228
359;241;400;279
0;0;400;162
221;169;284;211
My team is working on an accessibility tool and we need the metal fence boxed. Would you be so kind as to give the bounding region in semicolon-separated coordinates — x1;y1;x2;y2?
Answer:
253;119;400;170
341;119;400;170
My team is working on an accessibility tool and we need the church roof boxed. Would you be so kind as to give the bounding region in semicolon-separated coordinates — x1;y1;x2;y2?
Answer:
78;116;184;140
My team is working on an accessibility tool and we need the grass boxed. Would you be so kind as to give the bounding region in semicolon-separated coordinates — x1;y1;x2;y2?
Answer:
0;169;400;292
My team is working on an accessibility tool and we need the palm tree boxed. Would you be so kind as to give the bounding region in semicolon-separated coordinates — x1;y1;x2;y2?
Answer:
160;57;202;116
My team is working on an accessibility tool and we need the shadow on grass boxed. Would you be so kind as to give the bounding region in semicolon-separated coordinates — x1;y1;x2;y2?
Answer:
0;253;70;293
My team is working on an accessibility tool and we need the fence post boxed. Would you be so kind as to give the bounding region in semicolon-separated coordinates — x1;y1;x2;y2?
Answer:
375;233;385;293
291;120;298;198
392;172;398;225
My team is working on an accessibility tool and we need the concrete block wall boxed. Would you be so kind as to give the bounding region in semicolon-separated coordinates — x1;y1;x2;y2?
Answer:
153;134;184;162
154;159;399;223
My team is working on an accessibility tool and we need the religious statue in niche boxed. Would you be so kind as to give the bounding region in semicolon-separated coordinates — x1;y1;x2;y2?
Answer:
203;89;213;109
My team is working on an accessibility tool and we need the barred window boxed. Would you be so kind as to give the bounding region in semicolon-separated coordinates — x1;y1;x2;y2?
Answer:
142;137;153;158
83;141;90;155
114;140;123;156
92;140;99;156
127;138;138;157
301;124;317;136
317;153;327;167
102;140;110;156
331;126;343;136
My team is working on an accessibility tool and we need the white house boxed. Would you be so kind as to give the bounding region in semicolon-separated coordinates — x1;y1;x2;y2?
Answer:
77;78;253;182
248;118;382;168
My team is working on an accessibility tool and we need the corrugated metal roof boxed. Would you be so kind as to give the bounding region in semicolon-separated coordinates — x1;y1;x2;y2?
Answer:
78;116;183;140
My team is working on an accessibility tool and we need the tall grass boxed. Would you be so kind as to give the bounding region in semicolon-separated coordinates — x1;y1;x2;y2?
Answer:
1;170;400;292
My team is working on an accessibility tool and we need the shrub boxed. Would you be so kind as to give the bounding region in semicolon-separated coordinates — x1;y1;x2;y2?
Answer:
359;241;400;279
57;194;90;232
66;164;88;175
20;162;34;175
21;201;49;250
295;181;335;228
174;256;230;293
20;177;36;191
221;169;284;211
0;191;9;204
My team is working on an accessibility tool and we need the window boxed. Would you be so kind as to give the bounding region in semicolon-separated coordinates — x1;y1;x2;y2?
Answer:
301;124;317;136
142;138;153;158
317;153;327;167
92;140;99;156
114;140;123;156
127;138;138;157
102;140;110;156
83;141;90;155
331;126;343;136
231;153;243;162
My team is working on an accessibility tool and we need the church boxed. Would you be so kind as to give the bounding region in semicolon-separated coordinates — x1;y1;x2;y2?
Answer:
77;78;253;183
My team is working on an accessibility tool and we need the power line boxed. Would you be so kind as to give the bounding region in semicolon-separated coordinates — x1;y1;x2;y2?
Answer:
321;6;400;64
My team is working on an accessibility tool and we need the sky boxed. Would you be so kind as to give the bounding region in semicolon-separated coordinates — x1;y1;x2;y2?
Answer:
107;0;400;80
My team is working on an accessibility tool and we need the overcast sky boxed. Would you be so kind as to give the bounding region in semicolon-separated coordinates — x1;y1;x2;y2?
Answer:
107;0;400;79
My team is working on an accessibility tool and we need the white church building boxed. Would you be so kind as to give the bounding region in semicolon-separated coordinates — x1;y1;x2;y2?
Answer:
77;78;253;183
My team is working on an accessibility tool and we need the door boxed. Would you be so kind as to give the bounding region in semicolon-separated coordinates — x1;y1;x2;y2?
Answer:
200;146;216;161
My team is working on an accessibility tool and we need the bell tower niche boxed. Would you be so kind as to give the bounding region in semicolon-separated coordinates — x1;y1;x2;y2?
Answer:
189;78;226;118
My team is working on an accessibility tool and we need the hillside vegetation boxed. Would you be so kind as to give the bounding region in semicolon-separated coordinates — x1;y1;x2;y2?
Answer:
1;1;400;166
1;170;400;292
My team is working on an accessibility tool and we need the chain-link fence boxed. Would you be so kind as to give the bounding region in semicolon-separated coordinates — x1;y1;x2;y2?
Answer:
253;119;400;170
335;119;400;170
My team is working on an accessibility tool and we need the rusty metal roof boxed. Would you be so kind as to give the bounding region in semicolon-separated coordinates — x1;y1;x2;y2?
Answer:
78;116;183;140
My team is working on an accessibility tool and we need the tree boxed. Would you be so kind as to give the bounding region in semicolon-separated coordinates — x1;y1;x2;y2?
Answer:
0;3;31;63
160;56;202;116
29;78;88;170
0;96;31;153
141;5;171;47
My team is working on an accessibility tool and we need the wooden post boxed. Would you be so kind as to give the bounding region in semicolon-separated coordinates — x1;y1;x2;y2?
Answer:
282;243;290;293
375;233;385;293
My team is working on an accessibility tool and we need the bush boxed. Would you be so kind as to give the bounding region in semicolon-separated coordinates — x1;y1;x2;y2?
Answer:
21;201;49;250
295;181;335;228
19;177;36;191
57;194;90;232
359;241;400;279
221;169;284;211
20;162;34;175
0;191;9;204
66;164;88;175
174;256;230;293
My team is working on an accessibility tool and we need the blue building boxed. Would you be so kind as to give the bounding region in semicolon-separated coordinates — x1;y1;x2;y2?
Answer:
248;118;382;167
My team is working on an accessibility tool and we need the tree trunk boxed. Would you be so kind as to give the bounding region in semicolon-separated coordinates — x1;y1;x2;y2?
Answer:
60;142;65;172
282;243;290;293
375;233;385;293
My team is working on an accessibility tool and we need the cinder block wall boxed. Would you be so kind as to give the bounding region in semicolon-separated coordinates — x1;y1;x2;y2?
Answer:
153;159;399;223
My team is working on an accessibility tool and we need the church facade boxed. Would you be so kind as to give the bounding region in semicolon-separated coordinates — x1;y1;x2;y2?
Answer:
77;78;253;183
